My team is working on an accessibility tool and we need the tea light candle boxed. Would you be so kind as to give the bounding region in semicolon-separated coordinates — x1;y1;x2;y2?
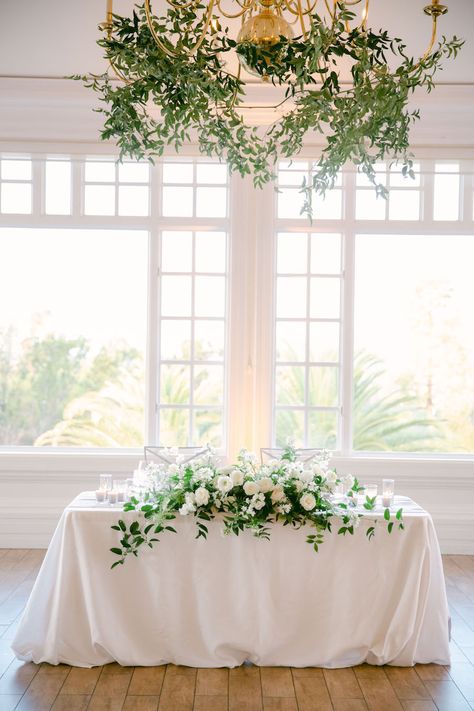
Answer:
365;484;378;499
108;490;118;505
382;478;395;508
95;489;106;503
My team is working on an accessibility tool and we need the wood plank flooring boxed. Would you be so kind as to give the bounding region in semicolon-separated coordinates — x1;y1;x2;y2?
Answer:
0;550;473;710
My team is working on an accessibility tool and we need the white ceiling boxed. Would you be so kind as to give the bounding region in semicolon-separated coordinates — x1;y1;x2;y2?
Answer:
0;0;473;82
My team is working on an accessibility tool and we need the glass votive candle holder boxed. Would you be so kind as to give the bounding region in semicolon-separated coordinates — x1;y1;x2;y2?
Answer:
99;474;112;492
108;490;118;505
125;478;134;500
95;489;106;503
365;484;378;499
113;479;126;503
382;479;395;507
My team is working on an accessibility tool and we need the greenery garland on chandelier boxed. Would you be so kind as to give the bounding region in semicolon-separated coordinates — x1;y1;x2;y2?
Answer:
77;1;463;215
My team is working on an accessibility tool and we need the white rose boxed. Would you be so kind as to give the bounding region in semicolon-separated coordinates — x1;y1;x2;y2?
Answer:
342;474;355;491
168;463;180;475
243;480;259;496
294;480;304;493
194;487;209;506
179;503;193;516
325;470;337;485
271;485;285;503
298;469;314;485
300;493;316;511
311;464;325;477
217;475;233;494
258;477;274;493
185;492;195;505
230;469;244;486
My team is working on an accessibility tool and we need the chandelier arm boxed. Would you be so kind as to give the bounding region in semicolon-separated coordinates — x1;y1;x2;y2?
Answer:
407;13;440;74
215;0;252;19
283;0;318;17
100;0;134;83
358;0;369;30
145;0;216;58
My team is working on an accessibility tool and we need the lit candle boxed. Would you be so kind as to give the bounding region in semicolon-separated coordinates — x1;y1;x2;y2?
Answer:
108;490;118;505
95;490;106;503
382;478;395;508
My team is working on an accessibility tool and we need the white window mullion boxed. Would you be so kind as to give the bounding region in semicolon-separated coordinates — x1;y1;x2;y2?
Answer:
147;162;161;445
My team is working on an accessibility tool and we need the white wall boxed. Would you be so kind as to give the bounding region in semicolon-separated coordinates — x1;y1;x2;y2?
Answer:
0;67;473;552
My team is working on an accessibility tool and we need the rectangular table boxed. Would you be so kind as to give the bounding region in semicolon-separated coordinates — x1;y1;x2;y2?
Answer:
12;493;450;668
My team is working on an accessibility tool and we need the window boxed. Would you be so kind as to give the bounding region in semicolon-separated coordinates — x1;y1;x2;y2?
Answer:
1;152;473;457
0;155;230;450
273;158;474;454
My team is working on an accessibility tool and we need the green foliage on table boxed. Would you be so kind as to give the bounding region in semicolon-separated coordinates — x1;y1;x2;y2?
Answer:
109;445;404;568
74;2;462;216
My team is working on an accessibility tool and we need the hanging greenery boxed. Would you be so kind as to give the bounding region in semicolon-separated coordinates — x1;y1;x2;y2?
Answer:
75;2;462;215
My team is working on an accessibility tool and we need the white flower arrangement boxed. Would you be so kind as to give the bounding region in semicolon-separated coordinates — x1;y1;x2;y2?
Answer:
110;444;404;568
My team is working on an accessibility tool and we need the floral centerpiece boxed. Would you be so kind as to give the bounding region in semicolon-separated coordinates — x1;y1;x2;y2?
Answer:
110;444;403;568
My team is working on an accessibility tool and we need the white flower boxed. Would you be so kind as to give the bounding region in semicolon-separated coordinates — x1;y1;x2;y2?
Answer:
300;493;316;511
294;480;304;493
258;477;274;493
194;487;209;506
342;474;355;491
253;493;266;510
243;480;259;496
325;470;337;486
185;492;195;505
230;469;244;486
179;503;194;516
271;484;285;503
197;467;214;482
168;463;180;475
216;475;233;494
298;469;314;485
311;464;325;477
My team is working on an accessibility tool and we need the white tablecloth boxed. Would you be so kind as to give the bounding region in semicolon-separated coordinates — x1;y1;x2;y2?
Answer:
12;493;450;668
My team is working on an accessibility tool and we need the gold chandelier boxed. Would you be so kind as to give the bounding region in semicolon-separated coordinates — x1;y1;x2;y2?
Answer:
101;0;449;85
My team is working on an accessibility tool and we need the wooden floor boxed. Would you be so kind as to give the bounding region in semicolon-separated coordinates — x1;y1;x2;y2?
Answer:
0;551;473;711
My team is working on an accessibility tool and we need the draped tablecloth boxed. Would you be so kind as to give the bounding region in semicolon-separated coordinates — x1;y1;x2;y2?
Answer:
12;493;450;668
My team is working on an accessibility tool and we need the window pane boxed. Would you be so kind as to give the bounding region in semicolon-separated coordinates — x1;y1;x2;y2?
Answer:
161;276;192;316
276;277;307;318
356;190;386;220
45;161;71;215
310;278;340;319
1;158;32;181
161;231;192;273
194;365;224;405
162;186;193;217
196;187;227;217
118;162;149;183
434;164;460;221
160;409;189;446
278;188;305;219
308;410;338;449
84;161;115;183
309;322;340;362
163;163;193;184
312;189;342;219
388;190;420;221
354;233;474;453
276;366;305;405
0;228;147;446
195;276;226;317
195;232;226;273
160;320;191;360
389;163;420;188
193;409;223;447
310;233;341;273
194;321;225;361
308;366;339;406
278;169;306;186
276;321;306;362
277;233;307;274
118;185;149;216
275;409;304;447
84;185;115;215
160;365;190;404
1;183;32;214
196;163;227;184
